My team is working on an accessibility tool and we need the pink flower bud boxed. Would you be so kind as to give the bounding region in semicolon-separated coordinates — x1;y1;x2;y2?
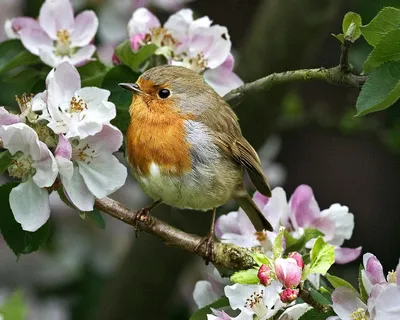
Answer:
112;53;120;65
257;264;272;286
130;34;145;51
280;288;299;303
275;258;302;288
288;252;304;269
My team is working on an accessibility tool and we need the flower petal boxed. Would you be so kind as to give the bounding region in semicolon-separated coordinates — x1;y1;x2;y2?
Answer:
10;179;50;231
289;184;320;228
277;303;312;320
55;134;73;180
371;285;400;320
39;0;74;39
128;7;160;36
335;246;362;264
363;253;386;285
68;44;96;67
81;124;122;153
331;287;367;320
32;141;58;188
204;67;243;96
39;48;63;68
320;204;355;246
19;27;52;55
0;123;40;157
164;8;193;43
396;259;400;286
7;17;41;38
275;258;302;288
0;107;20;125
78;153;127;199
70;10;98;47
193;280;222;309
50;61;81;101
62;166;95;211
261;187;290;231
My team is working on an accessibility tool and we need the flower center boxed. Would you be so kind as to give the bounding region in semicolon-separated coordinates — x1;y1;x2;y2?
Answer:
244;290;268;319
8;153;34;179
255;231;267;242
72;143;97;165
69;97;88;113
148;27;177;48
55;29;73;56
350;308;369;320
387;270;397;283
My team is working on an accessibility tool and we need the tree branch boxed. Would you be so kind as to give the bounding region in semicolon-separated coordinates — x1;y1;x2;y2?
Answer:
94;197;255;272
224;65;367;104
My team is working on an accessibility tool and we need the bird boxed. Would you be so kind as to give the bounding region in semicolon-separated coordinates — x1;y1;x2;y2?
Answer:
119;65;272;260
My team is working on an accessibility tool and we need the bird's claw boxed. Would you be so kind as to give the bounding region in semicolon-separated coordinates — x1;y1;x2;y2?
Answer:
195;233;215;265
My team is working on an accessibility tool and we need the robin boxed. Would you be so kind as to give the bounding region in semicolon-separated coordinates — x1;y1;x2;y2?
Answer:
119;65;272;260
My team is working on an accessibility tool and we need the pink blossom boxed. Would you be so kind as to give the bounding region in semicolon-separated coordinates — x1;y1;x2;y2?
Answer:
275;258;302;288
279;288;299;303
257;264;272;286
288;252;304;269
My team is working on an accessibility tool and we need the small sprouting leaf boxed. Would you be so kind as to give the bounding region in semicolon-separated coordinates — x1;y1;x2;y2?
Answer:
363;29;400;73
285;228;324;253
0;40;40;75
342;12;362;42
0;150;12;174
80;208;106;229
356;61;400;116
361;7;400;47
309;237;335;276
273;228;284;259
115;41;157;72
331;33;344;44
252;253;273;268
0;182;51;255
189;297;229;320
0;291;27;320
78;61;108;87
325;273;358;293
359;265;369;302
230;269;259;284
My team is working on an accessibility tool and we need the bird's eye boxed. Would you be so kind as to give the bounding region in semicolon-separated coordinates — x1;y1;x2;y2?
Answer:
158;89;170;99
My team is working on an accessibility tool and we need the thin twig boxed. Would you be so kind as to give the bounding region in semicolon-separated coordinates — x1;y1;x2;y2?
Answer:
339;39;352;73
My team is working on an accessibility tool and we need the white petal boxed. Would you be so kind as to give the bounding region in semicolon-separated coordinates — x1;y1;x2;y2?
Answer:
320;204;354;246
331;287;367;320
6;17;41;39
78;153;127;199
19;27;52;56
193;281;221;309
0;123;40;157
0;107;20;125
32;141;58;188
204;67;243;96
70;11;98;47
82;124;122;153
53;61;81;98
128;8;160;36
277;303;312;320
10;179;50;231
371;285;400;320
261;187;290;230
57;156;74;180
62;166;95;211
39;48;63;68
68;45;96;67
164;8;193;42
31;91;48;113
39;0;75;39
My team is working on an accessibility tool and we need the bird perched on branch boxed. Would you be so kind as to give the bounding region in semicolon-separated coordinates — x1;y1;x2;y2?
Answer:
120;65;272;261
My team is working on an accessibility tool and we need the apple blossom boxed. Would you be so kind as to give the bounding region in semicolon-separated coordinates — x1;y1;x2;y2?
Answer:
288;252;304;269
54;125;127;212
274;258;302;289
32;61;116;139
207;308;250;320
0;123;58;231
6;0;98;67
279;288;299;303
257;264;272;286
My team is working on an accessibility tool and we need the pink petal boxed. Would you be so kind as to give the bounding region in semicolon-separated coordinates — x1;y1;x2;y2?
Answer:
371;285;400;320
275;258;302;288
253;191;269;210
204;67;243;96
364;253;386;285
50;61;81;102
335;246;362;264
130;34;145;51
215;209;255;238
55;134;72;159
127;7;160;36
0;107;20;125
39;0;74;40
70;10;99;47
311;216;336;241
10;17;41;35
68;45;96;66
396;259;400;286
19;27;52;55
84;124;123;154
289;184;320;228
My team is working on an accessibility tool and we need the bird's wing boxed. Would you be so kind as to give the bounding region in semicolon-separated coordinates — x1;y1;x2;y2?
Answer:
197;98;271;197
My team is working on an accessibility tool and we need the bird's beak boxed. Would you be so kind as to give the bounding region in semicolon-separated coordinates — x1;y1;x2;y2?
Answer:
118;83;143;94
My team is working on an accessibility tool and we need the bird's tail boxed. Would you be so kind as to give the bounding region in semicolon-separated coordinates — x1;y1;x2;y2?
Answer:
234;193;273;232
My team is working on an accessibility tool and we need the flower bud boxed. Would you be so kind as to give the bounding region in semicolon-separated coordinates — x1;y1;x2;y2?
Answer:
275;258;302;288
280;288;299;303
257;264;272;286
112;53;121;65
288;252;304;269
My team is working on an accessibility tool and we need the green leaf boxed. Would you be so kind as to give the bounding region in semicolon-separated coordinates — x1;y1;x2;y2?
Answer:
273;228;284;259
0;291;27;320
252;253;272;268
230;268;259;284
0;182;51;255
78;61;108;87
299;308;335;320
342;12;362;42
80;208;106;229
363;29;400;73
359;265;368;302
325;273;358;293
309;287;332;305
331;33;344;44
115;41;157;72
101;65;139;133
0;40;40;75
309;237;335;276
356;61;400;116
0;151;12;174
361;7;400;47
189;297;229;320
285;228;324;253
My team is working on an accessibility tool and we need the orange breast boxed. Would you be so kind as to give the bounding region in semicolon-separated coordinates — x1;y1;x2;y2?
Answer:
126;94;193;176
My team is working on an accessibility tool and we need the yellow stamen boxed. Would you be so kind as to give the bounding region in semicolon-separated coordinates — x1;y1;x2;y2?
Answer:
350;308;368;320
56;29;71;46
387;270;397;283
70;97;87;113
15;93;33;113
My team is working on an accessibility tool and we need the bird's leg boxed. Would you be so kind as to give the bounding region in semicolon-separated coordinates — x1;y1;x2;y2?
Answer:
195;208;217;264
133;200;162;236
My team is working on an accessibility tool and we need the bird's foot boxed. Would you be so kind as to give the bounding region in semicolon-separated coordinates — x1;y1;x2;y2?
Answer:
132;207;151;237
195;232;215;265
